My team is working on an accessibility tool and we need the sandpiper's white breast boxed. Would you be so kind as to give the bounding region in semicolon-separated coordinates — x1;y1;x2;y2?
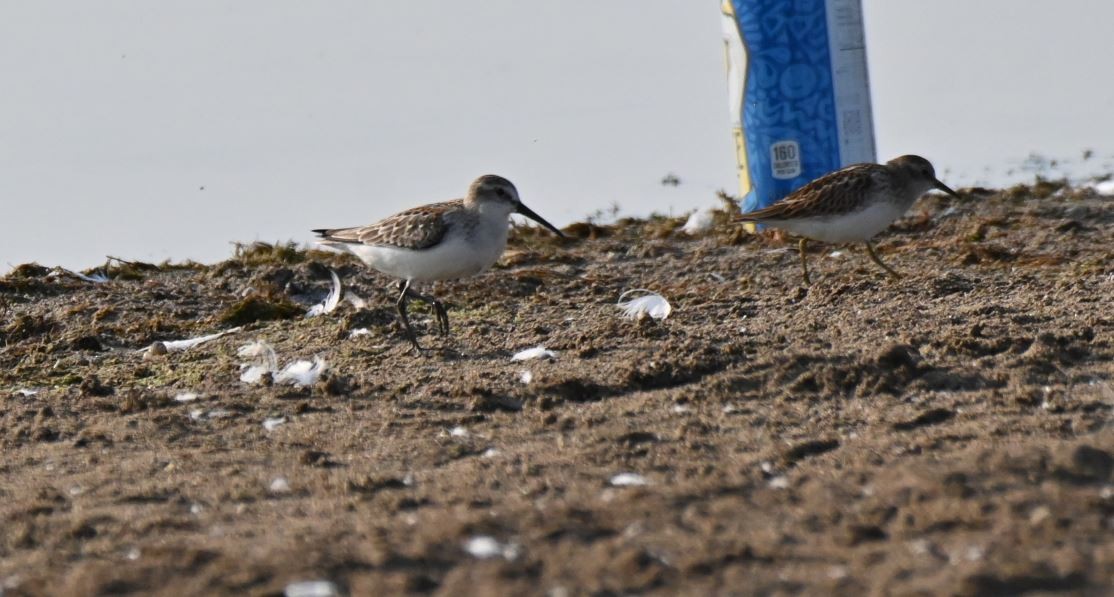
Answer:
771;200;910;244
344;218;509;282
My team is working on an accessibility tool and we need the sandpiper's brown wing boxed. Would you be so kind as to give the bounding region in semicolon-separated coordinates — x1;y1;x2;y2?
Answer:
738;163;883;221
313;199;463;250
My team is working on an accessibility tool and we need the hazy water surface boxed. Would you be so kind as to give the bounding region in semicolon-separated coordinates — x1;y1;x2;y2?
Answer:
2;1;1112;270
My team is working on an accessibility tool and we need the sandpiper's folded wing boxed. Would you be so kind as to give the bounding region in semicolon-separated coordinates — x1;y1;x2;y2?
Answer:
738;163;882;221
313;199;463;250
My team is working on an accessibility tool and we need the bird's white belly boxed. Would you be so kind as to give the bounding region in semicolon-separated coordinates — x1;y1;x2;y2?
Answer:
773;201;909;244
345;231;507;282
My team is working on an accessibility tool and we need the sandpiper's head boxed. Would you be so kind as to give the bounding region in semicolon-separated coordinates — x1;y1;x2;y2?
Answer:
887;155;960;198
468;174;521;206
467;174;565;237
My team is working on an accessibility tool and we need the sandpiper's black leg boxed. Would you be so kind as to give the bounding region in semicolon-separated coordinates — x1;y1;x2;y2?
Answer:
433;300;450;336
395;280;425;353
404;286;450;336
798;238;812;286
865;241;901;279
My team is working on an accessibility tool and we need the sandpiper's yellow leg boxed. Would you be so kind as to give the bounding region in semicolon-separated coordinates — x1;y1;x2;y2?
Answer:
865;241;901;279
798;238;812;286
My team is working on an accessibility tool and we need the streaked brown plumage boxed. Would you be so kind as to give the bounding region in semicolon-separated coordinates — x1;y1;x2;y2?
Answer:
311;174;564;353
741;163;888;221
314;200;462;250
737;155;959;285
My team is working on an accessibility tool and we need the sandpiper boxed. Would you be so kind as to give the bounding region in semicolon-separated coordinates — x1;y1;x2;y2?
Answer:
737;155;959;285
313;175;564;352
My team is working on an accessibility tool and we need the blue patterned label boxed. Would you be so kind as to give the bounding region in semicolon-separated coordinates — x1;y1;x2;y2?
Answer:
723;0;875;213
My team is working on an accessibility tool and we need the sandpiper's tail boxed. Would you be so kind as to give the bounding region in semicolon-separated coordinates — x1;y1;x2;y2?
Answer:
312;228;353;244
312;227;370;245
311;229;356;256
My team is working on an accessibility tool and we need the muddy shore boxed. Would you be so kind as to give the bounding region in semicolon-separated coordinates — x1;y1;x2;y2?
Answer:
1;182;1112;595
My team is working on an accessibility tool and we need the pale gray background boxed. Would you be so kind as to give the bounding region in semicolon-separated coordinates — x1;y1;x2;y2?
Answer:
2;1;1112;270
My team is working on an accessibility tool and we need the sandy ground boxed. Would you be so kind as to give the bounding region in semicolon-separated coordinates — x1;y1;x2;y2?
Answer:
1;182;1112;596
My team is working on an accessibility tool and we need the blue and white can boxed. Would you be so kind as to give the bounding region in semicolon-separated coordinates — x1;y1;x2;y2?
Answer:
721;0;876;213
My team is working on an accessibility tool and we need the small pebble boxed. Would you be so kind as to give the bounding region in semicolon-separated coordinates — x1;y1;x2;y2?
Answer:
610;473;649;487
284;580;340;597
263;417;287;432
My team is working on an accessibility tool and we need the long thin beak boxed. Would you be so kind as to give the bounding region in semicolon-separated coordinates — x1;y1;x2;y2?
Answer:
934;179;961;198
515;202;565;237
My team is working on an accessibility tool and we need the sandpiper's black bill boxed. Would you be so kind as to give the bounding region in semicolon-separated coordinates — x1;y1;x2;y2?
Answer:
516;203;566;237
934;179;961;198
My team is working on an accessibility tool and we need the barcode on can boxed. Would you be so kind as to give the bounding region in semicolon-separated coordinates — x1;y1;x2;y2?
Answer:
770;140;801;180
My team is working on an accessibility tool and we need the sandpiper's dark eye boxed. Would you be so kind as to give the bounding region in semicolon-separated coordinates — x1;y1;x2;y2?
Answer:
495;188;508;197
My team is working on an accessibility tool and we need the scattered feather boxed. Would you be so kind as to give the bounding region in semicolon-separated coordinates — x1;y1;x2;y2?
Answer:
681;208;716;235
518;370;534;384
168;328;241;352
511;346;557;362
50;268;109;283
238;339;276;360
305;269;342;317
610;473;649;487
285;581;341;597
238;340;279;384
174;392;199;402
482;448;500;458
188;408;229;420
617;289;672;321
464;536;520;560
1089;179;1114;195
139;327;243;354
239;341;325;387
275;358;327;387
449;426;469;438
829;250;844;258
269;477;292;494
345;294;368;309
263;417;287;431
348;328;372;338
937;206;961;219
16;388;39;397
768;475;790;489
72;270;110;283
239;365;271;385
671;404;690;414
